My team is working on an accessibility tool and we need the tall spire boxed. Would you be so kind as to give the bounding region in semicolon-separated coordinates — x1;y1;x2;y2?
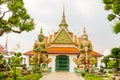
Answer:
40;27;43;34
83;27;86;34
59;1;68;27
82;27;88;39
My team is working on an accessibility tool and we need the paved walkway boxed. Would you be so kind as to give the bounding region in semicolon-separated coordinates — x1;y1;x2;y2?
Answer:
40;71;83;80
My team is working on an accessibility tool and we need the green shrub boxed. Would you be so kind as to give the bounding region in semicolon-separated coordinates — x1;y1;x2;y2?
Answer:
81;72;86;77
23;74;42;80
6;77;14;80
0;72;4;79
7;74;43;80
84;74;103;80
108;70;113;74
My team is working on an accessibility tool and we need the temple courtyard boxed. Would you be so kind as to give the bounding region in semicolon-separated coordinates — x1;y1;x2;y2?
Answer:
40;72;83;80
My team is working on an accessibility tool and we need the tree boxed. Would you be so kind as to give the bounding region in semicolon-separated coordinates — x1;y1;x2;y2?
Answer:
102;0;120;34
0;0;34;36
101;56;110;68
9;52;22;80
111;47;120;72
0;54;5;68
108;60;116;69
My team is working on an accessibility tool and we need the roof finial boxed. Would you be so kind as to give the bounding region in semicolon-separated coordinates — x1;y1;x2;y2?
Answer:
83;27;86;34
63;0;65;17
40;27;43;34
59;0;68;27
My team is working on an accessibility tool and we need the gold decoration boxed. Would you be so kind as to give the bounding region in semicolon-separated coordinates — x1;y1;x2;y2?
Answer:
54;30;73;43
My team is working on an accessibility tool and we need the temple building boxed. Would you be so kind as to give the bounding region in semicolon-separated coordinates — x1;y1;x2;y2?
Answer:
24;5;103;72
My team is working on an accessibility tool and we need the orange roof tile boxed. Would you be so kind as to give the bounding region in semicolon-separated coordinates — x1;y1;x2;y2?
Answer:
24;50;35;56
90;51;103;57
48;47;79;54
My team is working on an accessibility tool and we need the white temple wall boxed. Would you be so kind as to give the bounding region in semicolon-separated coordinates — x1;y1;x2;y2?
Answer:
69;55;77;72
97;57;102;69
48;54;57;72
25;56;29;68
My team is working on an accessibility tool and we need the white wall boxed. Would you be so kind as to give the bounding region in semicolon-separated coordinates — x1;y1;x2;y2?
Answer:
26;56;29;68
48;54;57;72
97;57;101;69
69;55;77;72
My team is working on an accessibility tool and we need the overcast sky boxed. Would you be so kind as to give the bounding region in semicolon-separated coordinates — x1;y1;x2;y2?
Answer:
0;0;120;53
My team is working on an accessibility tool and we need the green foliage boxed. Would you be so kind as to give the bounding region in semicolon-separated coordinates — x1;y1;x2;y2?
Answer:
102;0;120;34
84;74;103;80
112;22;120;34
81;72;86;77
0;54;4;60
101;56;110;68
9;69;21;78
22;74;42;80
0;0;34;36
0;72;4;79
111;47;120;58
7;74;42;80
107;14;116;21
9;52;22;80
110;47;120;72
108;70;113;74
11;52;22;67
0;54;5;64
108;60;116;68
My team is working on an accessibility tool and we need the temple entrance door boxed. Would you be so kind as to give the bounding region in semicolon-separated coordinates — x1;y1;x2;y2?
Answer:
55;55;69;71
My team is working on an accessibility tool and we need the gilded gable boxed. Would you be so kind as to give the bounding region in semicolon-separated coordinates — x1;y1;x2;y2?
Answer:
53;29;73;44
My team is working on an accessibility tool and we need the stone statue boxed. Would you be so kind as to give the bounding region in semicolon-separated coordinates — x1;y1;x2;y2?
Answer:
30;28;51;67
73;28;93;70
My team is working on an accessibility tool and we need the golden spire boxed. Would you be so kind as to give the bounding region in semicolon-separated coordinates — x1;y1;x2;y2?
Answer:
59;1;68;27
83;27;86;34
82;27;88;37
40;27;43;34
